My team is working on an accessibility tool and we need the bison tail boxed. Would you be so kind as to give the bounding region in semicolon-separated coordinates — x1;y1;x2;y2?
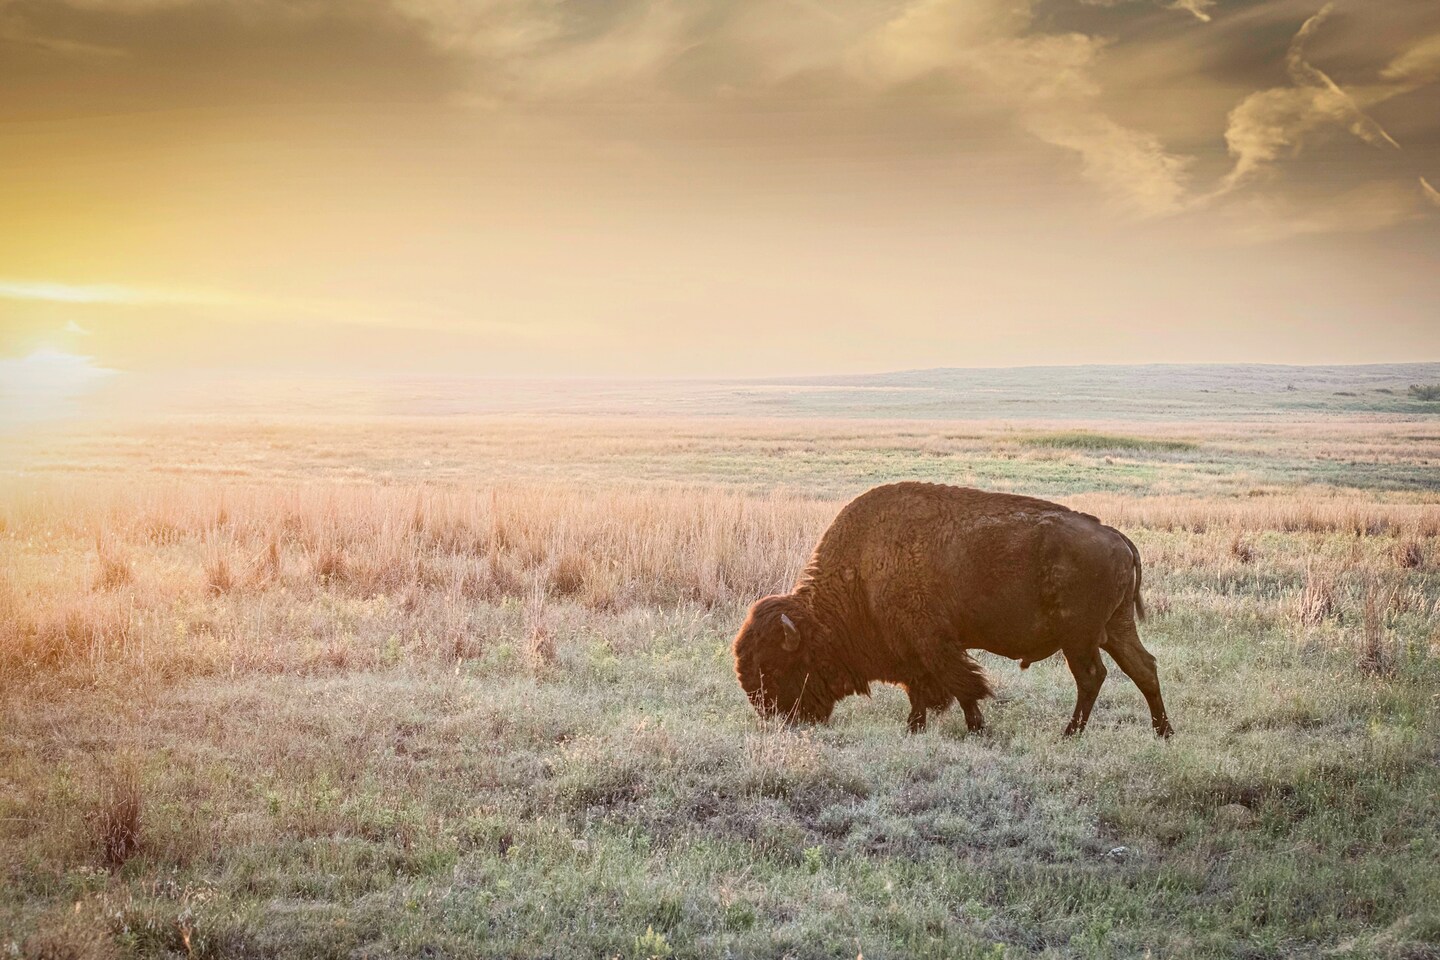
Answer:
934;646;993;704
956;651;995;703
1117;530;1146;622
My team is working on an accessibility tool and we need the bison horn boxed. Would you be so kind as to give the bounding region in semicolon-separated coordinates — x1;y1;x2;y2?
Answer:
779;613;800;651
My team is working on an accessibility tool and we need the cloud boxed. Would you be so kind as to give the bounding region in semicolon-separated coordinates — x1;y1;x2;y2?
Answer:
5;0;1438;238
853;0;1194;216
1167;0;1214;23
0;276;545;340
1219;6;1434;193
0;0;465;120
1422;177;1440;208
1078;0;1215;23
1380;32;1440;86
0;279;245;309
0;280;156;304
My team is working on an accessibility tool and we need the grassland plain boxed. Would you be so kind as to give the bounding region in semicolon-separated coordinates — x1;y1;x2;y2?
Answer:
3;372;1440;959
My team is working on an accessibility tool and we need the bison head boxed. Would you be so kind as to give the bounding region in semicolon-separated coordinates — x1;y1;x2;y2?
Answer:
732;594;835;724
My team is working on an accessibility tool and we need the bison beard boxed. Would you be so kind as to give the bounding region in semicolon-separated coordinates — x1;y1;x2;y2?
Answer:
733;483;1173;738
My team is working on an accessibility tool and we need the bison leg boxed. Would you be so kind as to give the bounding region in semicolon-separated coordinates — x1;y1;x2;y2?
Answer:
1061;645;1107;737
906;692;927;733
961;700;985;732
1103;620;1174;738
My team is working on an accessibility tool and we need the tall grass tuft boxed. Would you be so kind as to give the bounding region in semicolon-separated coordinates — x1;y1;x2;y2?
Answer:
92;760;143;870
1395;540;1424;570
549;551;587;597
92;537;133;591
311;541;347;585
525;577;555;670
1299;564;1337;627
204;542;235;595
1357;582;1397;677
252;534;284;586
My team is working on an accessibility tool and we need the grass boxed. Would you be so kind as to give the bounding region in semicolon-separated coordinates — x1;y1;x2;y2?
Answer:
93;760;143;872
1016;432;1198;453
3;407;1440;958
11;415;1440;499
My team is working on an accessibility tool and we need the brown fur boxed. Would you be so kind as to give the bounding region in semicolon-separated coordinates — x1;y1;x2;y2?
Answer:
733;483;1172;737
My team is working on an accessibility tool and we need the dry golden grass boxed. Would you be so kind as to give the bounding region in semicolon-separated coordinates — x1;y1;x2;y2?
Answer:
1065;491;1440;537
3;478;1437;688
91;536;133;591
0;483;829;682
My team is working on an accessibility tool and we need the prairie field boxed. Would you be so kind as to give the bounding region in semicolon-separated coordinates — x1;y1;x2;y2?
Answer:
4;366;1440;959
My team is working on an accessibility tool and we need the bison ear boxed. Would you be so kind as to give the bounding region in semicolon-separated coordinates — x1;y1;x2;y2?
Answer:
779;613;801;652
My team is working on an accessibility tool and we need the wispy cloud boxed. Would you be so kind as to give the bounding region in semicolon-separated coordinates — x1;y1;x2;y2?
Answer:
1221;6;1388;191
1219;7;1438;193
1167;0;1214;23
1422;177;1440;208
854;0;1194;217
1079;0;1215;23
0;277;548;339
1379;32;1440;87
0;280;158;304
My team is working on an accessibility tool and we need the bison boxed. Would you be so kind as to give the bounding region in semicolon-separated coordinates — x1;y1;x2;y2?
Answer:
733;483;1173;738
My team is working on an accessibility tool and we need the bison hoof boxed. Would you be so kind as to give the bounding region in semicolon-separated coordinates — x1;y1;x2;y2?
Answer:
1155;721;1175;739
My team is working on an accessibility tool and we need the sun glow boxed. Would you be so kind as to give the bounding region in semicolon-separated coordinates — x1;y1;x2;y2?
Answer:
0;348;116;427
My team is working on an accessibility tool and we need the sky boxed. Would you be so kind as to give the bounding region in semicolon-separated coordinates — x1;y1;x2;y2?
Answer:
1;0;1439;395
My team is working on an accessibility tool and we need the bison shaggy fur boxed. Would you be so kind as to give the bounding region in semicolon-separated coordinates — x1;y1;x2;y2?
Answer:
733;483;1173;737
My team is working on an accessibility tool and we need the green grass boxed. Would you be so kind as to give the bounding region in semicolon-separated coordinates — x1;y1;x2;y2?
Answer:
1017;432;1199;453
4;543;1440;958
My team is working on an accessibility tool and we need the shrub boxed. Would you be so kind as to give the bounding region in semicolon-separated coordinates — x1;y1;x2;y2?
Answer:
634;926;673;960
1230;533;1255;564
1396;540;1424;570
1408;383;1440;401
